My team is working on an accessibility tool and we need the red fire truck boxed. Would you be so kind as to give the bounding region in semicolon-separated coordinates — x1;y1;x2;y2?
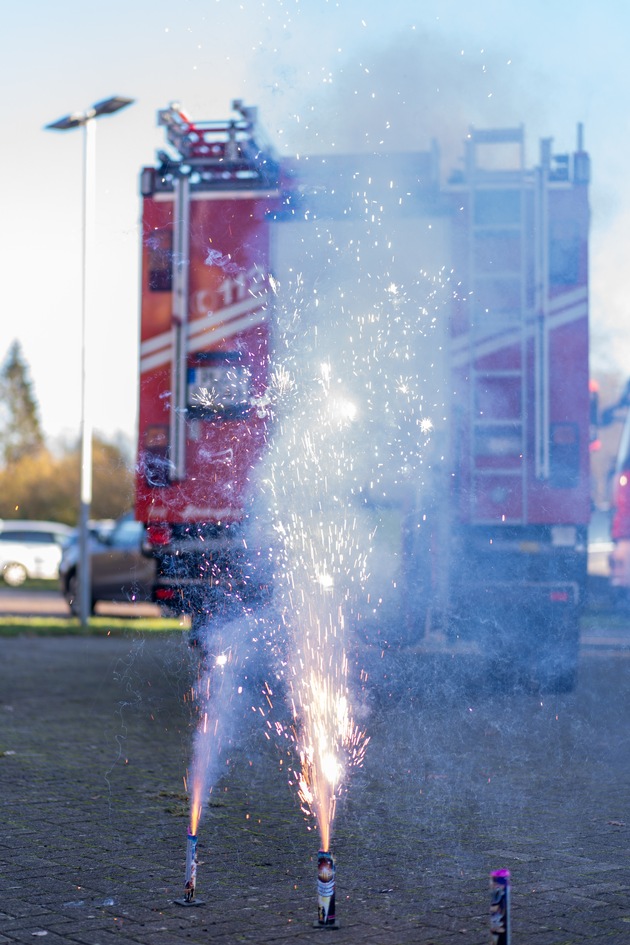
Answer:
136;105;590;689
135;102;280;622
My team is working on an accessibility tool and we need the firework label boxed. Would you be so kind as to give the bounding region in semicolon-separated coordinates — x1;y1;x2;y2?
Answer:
490;869;510;945
184;831;198;902
317;850;336;925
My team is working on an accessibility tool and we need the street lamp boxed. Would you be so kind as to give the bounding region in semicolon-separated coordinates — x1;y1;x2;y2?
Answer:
45;96;134;625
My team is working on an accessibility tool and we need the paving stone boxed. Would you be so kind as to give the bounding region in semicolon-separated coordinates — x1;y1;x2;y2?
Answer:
2;634;630;943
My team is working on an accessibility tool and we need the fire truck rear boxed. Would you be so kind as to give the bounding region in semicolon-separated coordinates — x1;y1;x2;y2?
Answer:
432;127;592;690
135;102;279;627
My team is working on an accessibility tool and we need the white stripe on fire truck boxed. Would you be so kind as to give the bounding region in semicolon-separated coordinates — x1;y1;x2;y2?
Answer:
186;291;270;345
140;333;173;358
450;285;587;355
186;308;269;358
146;506;242;520
139;306;269;374
151;190;280;203
139;293;268;371
450;291;588;368
139;292;268;360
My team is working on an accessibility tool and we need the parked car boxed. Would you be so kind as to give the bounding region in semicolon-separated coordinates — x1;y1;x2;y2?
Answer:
0;520;75;586
59;513;156;616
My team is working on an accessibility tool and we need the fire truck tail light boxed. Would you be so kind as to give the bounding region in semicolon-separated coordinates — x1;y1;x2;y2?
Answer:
155;587;176;600
146;523;173;547
549;590;569;602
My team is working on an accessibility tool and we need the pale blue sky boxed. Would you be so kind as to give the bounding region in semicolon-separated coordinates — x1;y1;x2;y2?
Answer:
1;0;628;442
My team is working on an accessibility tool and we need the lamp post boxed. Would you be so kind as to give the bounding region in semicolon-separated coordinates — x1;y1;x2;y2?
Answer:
45;96;134;625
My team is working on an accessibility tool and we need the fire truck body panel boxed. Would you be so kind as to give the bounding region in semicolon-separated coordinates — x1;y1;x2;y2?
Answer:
446;132;590;530
451;313;589;527
137;184;277;525
135;104;280;617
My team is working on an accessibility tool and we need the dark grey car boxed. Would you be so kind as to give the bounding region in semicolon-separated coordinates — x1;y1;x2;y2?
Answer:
59;514;156;616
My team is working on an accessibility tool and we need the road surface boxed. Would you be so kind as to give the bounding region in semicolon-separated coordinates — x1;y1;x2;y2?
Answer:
0;586;163;618
2;615;630;943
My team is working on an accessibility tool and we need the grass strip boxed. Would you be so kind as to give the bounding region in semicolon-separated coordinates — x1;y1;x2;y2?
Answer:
0;615;187;637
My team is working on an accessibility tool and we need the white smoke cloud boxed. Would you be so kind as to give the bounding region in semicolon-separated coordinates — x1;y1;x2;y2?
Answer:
257;29;546;172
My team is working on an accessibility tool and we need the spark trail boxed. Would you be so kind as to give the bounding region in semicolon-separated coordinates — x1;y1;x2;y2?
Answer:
180;618;257;901
259;267;448;850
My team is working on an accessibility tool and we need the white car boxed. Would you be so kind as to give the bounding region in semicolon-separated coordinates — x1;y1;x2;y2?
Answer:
0;520;75;586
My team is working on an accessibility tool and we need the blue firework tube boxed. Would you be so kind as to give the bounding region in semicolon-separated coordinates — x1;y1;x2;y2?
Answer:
490;869;510;945
184;831;198;902
317;851;336;925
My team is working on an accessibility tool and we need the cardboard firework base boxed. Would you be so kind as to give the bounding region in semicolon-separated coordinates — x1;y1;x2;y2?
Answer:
174;830;205;907
313;850;339;929
490;869;510;945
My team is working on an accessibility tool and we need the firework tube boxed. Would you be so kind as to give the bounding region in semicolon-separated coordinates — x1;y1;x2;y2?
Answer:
316;851;336;926
490;869;510;945
184;829;198;903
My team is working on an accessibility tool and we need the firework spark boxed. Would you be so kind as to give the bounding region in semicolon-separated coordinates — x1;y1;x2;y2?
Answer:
258;267;448;850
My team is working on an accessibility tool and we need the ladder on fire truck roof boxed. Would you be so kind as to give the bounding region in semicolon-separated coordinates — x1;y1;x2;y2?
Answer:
462;127;531;526
153;100;280;189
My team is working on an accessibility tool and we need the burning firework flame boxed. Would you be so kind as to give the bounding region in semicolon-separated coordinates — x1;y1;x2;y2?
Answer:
294;655;369;852
180;640;241;893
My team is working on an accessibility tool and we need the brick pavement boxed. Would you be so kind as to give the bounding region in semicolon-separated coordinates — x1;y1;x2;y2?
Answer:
1;631;630;943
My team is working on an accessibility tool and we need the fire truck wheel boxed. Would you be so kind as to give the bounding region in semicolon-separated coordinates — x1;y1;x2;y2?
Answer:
3;562;27;587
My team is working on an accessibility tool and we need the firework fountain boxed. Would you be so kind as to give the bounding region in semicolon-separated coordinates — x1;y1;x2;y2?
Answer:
260;220;447;923
174;621;252;907
263;356;370;927
174;660;218;907
173;167;449;918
